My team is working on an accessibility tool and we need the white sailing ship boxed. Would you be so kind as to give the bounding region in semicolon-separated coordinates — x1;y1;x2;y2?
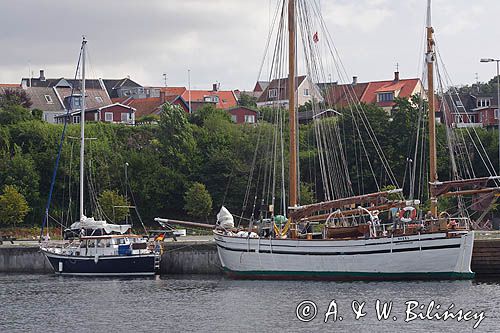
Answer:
212;0;495;280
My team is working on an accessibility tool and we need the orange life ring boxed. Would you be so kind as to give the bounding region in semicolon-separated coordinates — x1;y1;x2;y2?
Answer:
399;206;417;223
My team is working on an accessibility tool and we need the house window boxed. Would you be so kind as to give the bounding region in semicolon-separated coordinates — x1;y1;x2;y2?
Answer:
377;92;394;102
204;96;211;102
244;115;255;123
121;113;129;123
95;96;103;103
71;96;82;109
213;96;219;103
105;112;113;122
455;100;463;107
231;115;237;123
73;116;80;124
304;88;310;96
269;89;278;98
477;98;491;108
469;115;476;123
495;109;499;120
44;95;53;104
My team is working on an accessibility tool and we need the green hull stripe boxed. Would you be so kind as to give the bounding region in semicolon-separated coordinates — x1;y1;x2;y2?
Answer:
223;267;475;280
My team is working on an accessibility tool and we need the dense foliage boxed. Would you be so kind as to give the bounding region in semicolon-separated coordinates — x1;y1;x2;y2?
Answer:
0;185;29;226
0;92;498;228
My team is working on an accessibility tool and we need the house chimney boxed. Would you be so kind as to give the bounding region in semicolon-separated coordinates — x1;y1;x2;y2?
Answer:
394;71;400;82
160;90;165;103
40;69;46;81
352;76;358;85
213;83;218;92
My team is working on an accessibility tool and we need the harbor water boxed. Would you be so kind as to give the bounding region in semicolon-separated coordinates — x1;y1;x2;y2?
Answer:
0;274;499;332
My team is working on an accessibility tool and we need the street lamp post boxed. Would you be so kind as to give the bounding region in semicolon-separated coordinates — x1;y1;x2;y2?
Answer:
481;58;500;174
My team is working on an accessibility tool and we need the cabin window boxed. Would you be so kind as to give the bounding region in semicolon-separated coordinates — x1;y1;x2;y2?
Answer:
44;95;53;104
73;115;80;124
304;88;310;96
244;115;255;123
105;112;113;122
95;96;103;103
269;89;278;98
377;92;394;102
231;115;237;123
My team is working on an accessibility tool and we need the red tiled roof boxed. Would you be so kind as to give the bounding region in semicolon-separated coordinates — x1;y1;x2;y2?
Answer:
122;97;164;118
111;97;131;104
161;86;187;96
326;82;369;107
180;89;237;109
360;79;420;104
0;83;20;88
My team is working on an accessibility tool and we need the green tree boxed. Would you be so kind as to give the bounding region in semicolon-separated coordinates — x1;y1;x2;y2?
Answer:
238;92;257;108
189;104;230;126
184;182;213;220
98;190;129;223
0;89;32;109
158;102;197;172
0;104;33;125
0;185;30;227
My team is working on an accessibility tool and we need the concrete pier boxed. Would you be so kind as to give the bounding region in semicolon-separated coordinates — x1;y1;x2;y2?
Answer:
160;241;221;275
0;246;52;273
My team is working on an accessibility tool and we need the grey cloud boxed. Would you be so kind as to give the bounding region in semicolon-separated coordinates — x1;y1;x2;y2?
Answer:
1;0;500;89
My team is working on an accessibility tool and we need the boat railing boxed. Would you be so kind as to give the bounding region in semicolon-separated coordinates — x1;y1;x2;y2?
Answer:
41;240;81;250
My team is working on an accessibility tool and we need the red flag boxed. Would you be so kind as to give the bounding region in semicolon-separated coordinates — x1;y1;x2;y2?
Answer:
313;31;319;43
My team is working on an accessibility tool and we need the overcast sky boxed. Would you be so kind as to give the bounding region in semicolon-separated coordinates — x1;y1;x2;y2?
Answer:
1;0;499;90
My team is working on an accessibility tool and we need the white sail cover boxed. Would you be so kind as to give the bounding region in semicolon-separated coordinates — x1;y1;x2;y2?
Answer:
69;216;131;234
217;206;234;229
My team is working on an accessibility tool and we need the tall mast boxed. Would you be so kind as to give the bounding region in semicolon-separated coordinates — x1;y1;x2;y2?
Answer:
426;0;438;216
288;0;297;208
79;37;87;222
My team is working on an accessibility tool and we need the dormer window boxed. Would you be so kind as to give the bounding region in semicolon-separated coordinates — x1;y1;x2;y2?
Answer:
72;96;82;109
95;96;103;103
203;96;219;103
455;100;463;107
269;88;278;98
477;98;491;108
377;92;394;102
44;95;53;104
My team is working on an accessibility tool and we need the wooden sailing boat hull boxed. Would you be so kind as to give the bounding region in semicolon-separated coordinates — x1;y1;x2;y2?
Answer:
213;230;474;280
41;249;158;276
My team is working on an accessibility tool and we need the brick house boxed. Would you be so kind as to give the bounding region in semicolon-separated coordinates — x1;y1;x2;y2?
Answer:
55;103;135;125
256;75;323;108
442;93;499;128
324;72;425;114
115;92;190;120
226;106;258;124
